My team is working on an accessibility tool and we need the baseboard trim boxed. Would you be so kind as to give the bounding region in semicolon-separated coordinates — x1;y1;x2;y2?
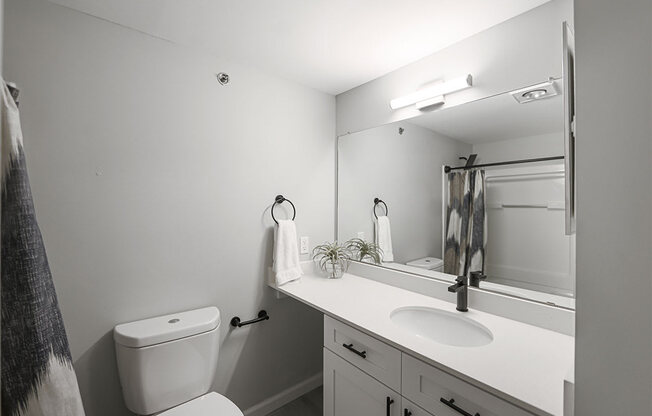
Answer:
243;372;323;416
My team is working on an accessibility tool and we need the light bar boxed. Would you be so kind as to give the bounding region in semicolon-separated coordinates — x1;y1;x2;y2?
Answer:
390;74;473;110
415;95;445;110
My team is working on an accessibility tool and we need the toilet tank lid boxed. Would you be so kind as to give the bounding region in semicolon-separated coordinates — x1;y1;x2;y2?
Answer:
114;307;221;348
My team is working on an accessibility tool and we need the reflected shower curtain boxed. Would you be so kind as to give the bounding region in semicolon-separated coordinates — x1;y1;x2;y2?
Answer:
444;170;487;276
1;80;85;416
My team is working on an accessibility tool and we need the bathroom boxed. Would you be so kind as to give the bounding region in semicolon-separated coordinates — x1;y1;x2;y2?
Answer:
1;0;650;416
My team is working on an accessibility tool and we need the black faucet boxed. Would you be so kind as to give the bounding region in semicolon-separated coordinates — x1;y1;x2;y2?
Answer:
448;276;468;312
469;271;487;288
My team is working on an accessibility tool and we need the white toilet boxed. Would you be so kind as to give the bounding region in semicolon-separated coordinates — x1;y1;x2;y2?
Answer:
114;307;243;416
405;256;444;272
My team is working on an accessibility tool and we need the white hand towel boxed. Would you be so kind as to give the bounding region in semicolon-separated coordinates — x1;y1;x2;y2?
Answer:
273;220;303;286
375;215;394;262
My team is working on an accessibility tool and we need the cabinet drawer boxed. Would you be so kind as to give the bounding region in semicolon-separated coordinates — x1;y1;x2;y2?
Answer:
324;315;402;391
402;354;533;416
324;348;400;416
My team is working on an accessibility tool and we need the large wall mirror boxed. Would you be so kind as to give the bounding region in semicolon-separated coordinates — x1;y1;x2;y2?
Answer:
337;79;575;309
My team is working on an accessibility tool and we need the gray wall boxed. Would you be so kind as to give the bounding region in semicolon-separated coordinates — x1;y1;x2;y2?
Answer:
338;122;470;263
335;0;572;136
3;0;335;415
574;0;652;414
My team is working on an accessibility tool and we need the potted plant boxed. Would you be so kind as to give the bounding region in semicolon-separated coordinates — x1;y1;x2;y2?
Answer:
346;238;384;265
312;241;352;279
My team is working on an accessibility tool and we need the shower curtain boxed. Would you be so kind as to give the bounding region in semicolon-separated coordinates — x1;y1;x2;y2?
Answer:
1;80;85;416
444;170;487;277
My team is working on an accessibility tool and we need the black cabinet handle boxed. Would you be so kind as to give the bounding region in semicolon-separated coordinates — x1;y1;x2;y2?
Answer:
386;397;394;416
404;409;412;416
342;343;367;359
440;397;480;416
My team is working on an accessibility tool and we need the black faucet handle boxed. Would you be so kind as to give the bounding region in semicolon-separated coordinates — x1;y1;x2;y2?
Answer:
448;276;467;292
469;271;486;288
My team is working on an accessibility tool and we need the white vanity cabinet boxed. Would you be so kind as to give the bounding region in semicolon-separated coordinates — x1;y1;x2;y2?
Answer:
323;315;536;416
402;398;435;416
324;312;402;391
324;348;401;416
402;354;531;416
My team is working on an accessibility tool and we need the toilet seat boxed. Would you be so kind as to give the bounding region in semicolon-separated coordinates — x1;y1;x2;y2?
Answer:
159;392;243;416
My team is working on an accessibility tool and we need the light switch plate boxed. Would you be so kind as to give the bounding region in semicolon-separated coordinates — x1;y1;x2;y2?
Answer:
300;236;309;254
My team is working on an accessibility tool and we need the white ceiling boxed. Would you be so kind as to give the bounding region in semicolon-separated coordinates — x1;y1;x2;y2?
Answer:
47;0;550;95
409;85;564;144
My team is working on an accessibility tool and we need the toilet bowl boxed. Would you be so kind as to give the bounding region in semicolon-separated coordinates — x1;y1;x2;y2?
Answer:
114;307;243;416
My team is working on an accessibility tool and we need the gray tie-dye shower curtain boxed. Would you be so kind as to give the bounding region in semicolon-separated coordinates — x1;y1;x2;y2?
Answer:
1;80;86;416
444;170;487;276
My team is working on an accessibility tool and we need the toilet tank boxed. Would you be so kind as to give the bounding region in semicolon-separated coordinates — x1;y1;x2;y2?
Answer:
114;307;221;415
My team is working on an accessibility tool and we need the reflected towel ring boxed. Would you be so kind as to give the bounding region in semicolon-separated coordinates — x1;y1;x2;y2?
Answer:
271;195;296;224
373;198;388;219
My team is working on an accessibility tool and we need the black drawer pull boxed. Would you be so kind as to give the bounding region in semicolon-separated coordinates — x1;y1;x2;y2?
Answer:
440;397;480;416
386;397;394;416
342;343;367;358
404;409;412;416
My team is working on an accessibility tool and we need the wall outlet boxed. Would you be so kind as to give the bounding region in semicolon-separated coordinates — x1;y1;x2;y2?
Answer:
300;236;310;254
357;231;365;240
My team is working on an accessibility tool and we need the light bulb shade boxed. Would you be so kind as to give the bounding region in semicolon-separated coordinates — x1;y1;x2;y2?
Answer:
390;74;473;110
415;95;445;110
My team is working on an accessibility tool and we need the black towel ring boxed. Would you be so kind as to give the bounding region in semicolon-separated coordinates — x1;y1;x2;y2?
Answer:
373;198;388;219
271;195;296;224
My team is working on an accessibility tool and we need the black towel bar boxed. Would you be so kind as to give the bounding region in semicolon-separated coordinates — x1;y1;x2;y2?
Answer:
230;310;269;328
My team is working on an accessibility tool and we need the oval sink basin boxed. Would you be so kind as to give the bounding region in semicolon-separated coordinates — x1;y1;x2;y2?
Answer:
390;307;493;347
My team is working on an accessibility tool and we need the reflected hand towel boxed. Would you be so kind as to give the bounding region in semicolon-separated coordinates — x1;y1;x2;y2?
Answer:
375;215;394;262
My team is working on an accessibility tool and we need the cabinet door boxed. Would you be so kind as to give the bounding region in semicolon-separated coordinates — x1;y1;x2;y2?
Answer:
324;348;400;416
401;397;434;416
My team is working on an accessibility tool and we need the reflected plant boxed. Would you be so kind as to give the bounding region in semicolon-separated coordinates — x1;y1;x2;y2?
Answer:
345;238;383;265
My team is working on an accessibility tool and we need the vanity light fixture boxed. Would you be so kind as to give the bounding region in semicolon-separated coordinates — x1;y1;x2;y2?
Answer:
389;74;473;110
510;79;559;104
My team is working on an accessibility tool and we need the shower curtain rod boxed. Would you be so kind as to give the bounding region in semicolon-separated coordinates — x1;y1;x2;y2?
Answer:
444;155;564;173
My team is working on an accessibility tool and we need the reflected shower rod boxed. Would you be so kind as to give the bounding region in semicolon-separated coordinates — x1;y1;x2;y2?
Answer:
444;155;564;173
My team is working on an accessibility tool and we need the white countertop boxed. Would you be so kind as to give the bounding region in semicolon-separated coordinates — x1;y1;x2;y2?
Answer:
274;269;574;416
